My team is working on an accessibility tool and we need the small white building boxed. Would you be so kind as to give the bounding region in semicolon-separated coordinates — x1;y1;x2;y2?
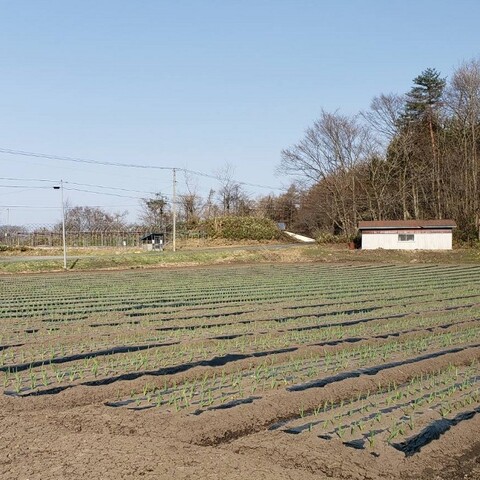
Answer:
359;220;456;250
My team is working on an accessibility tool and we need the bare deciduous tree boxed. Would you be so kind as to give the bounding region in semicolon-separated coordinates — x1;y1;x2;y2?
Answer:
279;110;376;235
178;173;203;226
445;59;480;226
361;93;405;143
61;206;128;232
216;164;250;216
276;60;480;239
140;193;169;231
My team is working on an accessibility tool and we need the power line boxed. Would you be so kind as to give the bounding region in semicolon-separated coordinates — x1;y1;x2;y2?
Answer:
0;204;140;209
0;147;284;191
66;181;157;196
0;184;53;189
0;176;57;183
0;205;60;209
0;148;173;170
0;177;171;208
64;187;150;200
178;167;283;191
0;177;158;196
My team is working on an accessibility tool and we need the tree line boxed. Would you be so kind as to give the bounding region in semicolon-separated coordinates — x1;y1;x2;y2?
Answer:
47;58;480;241
50;163;297;235
278;59;480;240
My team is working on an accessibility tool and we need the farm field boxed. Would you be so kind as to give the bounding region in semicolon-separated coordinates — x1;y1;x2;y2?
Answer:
1;263;480;479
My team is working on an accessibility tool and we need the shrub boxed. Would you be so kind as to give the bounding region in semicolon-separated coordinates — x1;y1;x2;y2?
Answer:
453;226;480;247
202;216;281;241
315;231;362;248
0;244;33;253
315;232;350;244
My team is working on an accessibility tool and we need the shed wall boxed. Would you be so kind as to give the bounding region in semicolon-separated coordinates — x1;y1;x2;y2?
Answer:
361;232;452;250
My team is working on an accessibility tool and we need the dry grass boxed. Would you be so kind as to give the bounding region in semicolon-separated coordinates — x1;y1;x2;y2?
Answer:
1;243;480;275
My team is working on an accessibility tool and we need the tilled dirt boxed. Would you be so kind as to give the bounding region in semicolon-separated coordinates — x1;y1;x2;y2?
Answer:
1;346;479;480
2;263;480;479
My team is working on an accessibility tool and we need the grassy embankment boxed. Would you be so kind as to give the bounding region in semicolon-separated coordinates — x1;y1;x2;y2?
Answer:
1;242;480;274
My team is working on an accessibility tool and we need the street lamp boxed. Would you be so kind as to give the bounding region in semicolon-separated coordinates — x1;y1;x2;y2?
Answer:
172;168;176;252
53;180;67;270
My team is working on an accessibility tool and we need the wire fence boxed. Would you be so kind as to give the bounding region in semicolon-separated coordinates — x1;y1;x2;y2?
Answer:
0;225;208;248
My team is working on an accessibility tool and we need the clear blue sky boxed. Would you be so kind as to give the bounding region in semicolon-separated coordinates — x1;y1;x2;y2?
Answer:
1;0;479;225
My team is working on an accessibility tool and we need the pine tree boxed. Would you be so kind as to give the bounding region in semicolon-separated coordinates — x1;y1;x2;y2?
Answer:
402;68;446;218
404;68;446;121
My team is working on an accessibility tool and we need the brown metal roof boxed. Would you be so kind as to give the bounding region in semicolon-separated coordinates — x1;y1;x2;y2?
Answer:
358;219;456;229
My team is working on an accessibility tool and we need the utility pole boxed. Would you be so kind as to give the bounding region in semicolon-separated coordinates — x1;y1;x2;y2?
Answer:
172;168;177;252
53;180;67;270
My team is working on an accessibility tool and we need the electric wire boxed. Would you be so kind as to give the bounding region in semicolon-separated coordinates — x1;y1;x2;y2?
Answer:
0;147;284;191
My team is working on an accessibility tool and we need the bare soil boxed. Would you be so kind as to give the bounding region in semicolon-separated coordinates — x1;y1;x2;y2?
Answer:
1;349;479;479
1;263;480;479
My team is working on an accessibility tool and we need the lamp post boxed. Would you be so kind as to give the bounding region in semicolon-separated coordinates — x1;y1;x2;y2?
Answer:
53;180;67;270
172;168;177;252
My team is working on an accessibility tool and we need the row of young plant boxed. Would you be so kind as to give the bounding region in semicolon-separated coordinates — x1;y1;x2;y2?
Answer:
2;294;478;388
4;307;480;372
2;264;476;358
2;262;478;326
278;362;480;455
2;263;480;397
99;326;480;413
2;264;479;321
0;282;470;347
2;283;479;366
